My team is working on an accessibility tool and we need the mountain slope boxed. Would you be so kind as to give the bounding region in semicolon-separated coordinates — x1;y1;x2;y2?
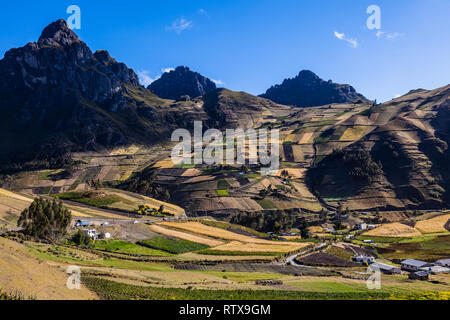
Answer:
307;85;450;210
148;66;217;100
203;88;292;130
261;70;369;107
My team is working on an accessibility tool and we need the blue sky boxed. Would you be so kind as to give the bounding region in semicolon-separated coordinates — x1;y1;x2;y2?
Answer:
0;0;449;102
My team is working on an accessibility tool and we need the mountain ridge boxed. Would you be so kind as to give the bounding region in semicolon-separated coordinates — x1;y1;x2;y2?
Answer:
148;66;217;100
260;70;369;107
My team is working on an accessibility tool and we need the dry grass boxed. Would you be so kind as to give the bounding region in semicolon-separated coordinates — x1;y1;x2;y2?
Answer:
363;223;422;238
0;238;97;300
415;214;450;234
153;159;176;168
299;132;314;144
157;222;312;254
149;224;223;247
159;222;281;245
211;241;309;253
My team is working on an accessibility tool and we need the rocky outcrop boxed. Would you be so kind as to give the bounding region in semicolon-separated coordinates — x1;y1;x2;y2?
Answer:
261;70;368;107
0;20;202;166
148;66;216;100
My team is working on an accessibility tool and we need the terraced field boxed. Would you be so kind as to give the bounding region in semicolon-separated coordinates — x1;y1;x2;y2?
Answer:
151;221;311;256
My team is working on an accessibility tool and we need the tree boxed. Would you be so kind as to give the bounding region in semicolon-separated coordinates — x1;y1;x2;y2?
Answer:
299;220;310;239
72;229;91;247
17;198;72;243
319;209;328;222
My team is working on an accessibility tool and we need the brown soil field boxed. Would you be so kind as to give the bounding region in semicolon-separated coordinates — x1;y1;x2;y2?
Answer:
211;241;309;253
296;252;360;267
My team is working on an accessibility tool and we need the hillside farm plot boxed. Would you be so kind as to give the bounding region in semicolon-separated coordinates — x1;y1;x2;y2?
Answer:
378;234;450;262
92;240;171;256
138;237;209;254
158;222;278;244
415;214;450;234
201;241;309;256
149;224;223;247
339;126;368;141
0;188;35;225
362;223;422;238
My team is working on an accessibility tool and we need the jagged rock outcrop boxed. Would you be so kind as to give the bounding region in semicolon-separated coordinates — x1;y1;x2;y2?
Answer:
260;70;368;107
148;66;216;100
0;20;203;167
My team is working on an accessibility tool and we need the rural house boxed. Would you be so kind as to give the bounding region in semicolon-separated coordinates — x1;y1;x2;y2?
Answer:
401;259;429;272
419;265;450;274
370;262;401;275
408;271;429;281
353;255;375;264
436;259;450;267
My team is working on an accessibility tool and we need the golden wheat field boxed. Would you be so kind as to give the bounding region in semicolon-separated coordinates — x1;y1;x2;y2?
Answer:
415;214;450;234
149;224;223;246
363;222;422;238
159;222;283;244
211;241;309;253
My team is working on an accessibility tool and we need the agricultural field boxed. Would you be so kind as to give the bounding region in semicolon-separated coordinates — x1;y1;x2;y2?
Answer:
363;223;423;238
415;214;450;234
147;221;313;257
53;189;185;217
138;237;209;254
92;240;172;256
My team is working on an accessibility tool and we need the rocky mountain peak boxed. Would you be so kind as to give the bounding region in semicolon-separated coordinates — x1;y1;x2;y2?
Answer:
38;19;79;47
148;66;216;100
260;70;368;107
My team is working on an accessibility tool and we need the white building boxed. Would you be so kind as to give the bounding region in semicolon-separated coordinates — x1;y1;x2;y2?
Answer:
436;258;450;267
83;229;98;240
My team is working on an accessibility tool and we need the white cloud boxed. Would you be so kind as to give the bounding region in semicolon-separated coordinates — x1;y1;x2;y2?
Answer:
162;67;175;74
211;79;224;86
375;30;405;40
166;18;193;34
138;71;158;87
199;8;209;18
333;31;358;48
386;32;405;40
